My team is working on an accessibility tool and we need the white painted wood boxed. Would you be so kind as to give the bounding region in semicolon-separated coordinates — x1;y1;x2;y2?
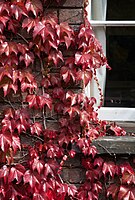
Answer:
98;107;135;121
90;20;135;26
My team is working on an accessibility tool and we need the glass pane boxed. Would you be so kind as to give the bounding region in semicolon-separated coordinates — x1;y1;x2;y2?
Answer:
107;0;135;20
105;1;135;107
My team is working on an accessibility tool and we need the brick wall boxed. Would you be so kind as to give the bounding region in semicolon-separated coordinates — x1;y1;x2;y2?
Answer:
45;0;85;185
9;0;84;186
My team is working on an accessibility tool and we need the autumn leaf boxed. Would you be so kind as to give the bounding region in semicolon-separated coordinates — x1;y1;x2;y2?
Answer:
76;69;92;86
94;157;104;168
57;183;77;197
58;22;74;49
37;94;52;110
22;17;39;33
33;193;44;200
102;161;119;177
48;50;63;66
107;184;120;199
44;163;54;177
120;164;135;185
33;19;56;42
66;91;77;106
25;0;43;17
8;164;25;184
30;122;43;136
20;52;34;67
23;170;40;188
0;130;12;152
118;185;135;200
60;66;76;83
64;106;80;118
12;133;21;153
26;94;38;109
10;1;28;20
32;157;44;174
0;1;10;15
0;42;18;56
0;165;9;183
0;15;9;33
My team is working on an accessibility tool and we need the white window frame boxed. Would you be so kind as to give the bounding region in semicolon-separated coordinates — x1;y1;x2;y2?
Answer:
86;0;135;122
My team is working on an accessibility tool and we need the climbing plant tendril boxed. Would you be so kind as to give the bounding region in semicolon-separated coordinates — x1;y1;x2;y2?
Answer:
0;0;134;199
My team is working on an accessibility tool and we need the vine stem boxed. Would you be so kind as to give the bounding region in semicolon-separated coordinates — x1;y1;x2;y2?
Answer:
26;133;44;142
40;58;47;129
0;95;15;110
93;68;104;110
17;33;29;44
98;142;112;155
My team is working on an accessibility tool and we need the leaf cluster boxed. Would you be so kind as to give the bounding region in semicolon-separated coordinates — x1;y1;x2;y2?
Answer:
0;0;133;200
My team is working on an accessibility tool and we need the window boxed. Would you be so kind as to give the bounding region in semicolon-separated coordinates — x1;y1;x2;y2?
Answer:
86;0;135;121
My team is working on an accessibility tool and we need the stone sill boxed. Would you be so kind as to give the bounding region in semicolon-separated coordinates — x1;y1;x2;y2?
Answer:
92;136;135;155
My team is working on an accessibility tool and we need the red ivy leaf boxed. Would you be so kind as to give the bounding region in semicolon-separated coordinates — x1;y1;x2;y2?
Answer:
25;0;43;17
0;131;12;152
30;122;43;136
53;87;65;101
8;164;25;184
64;106;80;118
102;161;119;177
20;52;34;67
75;52;91;66
60;66;76;83
94;157;104;168
41;77;51;88
33;19;56;41
22;17;39;33
0;15;9;33
122;171;135;184
33;193;44;200
118;185;135;200
57;183;77;197
12;133;21;153
0;42;18;56
32;157;44;174
44;129;57;139
48;50;63;66
107;184;120;199
0;165;9;183
37;94;52;110
58;22;74;49
110;125;126;136
26;94;52;110
26;94;38;109
2;118;15;133
66;91;77;106
0;2;9;15
23;170;40;188
44;163;54;177
11;1;28;20
76;69;92;86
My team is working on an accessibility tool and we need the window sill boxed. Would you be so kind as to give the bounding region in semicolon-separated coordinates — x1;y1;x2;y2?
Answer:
98;107;135;121
92;136;135;154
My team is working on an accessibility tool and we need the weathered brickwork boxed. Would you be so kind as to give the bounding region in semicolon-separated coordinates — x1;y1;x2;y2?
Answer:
59;9;83;24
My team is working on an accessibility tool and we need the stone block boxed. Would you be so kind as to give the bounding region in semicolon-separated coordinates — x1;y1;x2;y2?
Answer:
59;9;83;24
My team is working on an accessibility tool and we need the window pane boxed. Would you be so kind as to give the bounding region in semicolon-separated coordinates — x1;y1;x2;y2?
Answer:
105;1;135;107
107;0;135;20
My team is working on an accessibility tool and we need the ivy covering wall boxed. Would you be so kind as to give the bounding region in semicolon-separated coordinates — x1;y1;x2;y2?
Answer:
0;0;134;199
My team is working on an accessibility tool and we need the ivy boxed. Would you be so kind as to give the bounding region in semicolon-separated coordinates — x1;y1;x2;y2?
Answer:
0;0;134;199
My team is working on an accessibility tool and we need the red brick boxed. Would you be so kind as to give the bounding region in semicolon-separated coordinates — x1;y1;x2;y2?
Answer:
62;167;85;183
46;120;59;130
62;0;84;7
64;155;81;167
44;9;58;18
59;9;83;24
